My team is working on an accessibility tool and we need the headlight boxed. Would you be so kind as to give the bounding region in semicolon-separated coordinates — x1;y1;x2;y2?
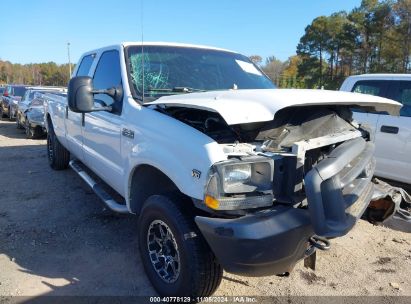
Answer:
205;157;274;210
223;164;252;190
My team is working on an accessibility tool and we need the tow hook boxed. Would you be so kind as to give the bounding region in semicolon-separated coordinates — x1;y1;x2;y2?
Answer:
304;235;330;271
309;235;331;250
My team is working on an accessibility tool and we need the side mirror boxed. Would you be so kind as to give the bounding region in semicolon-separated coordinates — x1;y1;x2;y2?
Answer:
68;76;120;113
68;76;95;113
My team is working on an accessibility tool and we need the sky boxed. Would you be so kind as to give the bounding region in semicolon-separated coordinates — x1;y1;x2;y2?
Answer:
1;0;362;65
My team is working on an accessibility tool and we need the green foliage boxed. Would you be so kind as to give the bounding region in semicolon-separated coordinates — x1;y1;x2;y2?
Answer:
0;60;73;86
252;55;306;88
296;0;411;89
261;56;285;86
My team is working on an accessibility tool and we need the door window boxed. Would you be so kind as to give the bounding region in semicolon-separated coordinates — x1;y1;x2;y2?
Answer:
390;81;411;117
92;50;123;114
352;80;387;96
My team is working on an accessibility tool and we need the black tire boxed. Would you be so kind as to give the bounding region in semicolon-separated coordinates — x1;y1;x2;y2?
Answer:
0;107;6;119
47;123;70;170
138;195;223;298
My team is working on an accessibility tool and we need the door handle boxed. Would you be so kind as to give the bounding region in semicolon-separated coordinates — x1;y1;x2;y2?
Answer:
380;125;399;134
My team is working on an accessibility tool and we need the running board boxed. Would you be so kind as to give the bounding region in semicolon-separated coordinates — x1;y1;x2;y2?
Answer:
69;160;128;214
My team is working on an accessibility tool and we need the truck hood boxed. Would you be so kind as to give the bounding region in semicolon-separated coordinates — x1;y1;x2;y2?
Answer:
150;89;401;125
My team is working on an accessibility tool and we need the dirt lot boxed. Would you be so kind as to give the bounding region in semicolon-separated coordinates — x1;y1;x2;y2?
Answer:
0;119;410;301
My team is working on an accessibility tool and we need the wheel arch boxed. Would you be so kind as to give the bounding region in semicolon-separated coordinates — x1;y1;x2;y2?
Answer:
128;164;191;215
45;113;53;132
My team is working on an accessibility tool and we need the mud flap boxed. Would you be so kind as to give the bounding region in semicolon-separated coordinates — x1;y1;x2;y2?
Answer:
364;178;411;224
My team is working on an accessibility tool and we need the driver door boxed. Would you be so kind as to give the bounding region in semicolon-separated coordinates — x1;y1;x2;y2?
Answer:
82;50;125;194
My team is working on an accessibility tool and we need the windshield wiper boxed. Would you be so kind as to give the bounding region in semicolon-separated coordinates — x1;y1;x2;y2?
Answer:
146;87;206;93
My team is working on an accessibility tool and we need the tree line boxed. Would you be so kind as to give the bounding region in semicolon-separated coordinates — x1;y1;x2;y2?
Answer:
252;0;411;89
0;60;73;86
1;0;409;89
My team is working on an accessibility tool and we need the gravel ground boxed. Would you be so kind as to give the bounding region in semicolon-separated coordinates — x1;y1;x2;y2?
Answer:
0;120;410;301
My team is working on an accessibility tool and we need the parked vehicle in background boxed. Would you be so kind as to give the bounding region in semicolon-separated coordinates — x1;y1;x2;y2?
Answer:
16;87;66;138
0;85;29;119
43;42;402;297
0;86;4;107
340;74;411;184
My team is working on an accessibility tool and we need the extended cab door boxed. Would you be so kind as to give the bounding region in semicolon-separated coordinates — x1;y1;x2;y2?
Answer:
65;54;95;161
82;50;124;194
374;81;411;184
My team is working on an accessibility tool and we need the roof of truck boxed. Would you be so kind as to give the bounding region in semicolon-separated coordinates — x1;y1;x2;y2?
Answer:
84;42;237;55
345;74;411;79
122;42;236;53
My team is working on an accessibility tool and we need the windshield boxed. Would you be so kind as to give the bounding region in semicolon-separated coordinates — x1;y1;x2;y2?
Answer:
126;45;275;101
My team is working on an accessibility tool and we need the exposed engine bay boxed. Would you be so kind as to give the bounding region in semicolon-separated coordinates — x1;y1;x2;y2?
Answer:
157;104;370;206
157;104;364;151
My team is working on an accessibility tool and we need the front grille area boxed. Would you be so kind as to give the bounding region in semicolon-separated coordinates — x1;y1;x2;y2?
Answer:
304;137;375;237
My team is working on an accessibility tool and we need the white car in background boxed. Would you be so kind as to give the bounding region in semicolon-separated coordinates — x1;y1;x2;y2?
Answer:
340;74;411;184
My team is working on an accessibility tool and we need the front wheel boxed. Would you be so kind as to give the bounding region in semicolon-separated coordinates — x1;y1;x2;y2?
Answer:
138;195;223;298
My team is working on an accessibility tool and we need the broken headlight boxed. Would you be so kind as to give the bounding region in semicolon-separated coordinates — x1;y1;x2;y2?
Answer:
205;157;274;210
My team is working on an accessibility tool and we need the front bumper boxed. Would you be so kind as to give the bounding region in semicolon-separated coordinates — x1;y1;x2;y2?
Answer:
195;205;313;276
305;137;375;237
196;137;375;276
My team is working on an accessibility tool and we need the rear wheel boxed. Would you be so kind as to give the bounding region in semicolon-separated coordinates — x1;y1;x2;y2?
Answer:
47;122;70;170
138;195;223;298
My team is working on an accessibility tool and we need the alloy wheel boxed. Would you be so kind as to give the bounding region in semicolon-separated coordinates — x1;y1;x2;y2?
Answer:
146;219;181;283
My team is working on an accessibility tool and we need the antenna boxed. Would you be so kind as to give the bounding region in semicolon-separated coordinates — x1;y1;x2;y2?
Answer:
67;42;72;78
141;0;145;103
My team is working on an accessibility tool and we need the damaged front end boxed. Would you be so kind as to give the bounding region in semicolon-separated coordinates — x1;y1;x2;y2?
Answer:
158;101;408;276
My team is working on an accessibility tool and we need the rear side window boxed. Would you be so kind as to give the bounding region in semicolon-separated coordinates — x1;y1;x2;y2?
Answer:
352;80;386;96
76;54;95;76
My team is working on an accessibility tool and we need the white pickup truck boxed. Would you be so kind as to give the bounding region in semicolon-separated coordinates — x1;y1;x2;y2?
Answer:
340;74;411;184
44;42;401;297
